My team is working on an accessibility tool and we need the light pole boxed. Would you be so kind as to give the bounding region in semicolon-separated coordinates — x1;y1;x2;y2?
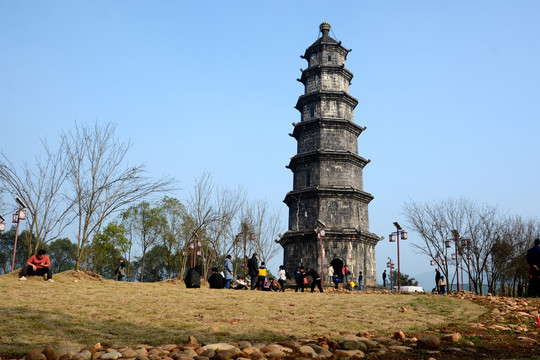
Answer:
389;222;407;291
317;219;326;291
386;257;395;290
462;238;472;292
449;230;462;292
0;215;5;232
11;198;27;273
188;233;202;269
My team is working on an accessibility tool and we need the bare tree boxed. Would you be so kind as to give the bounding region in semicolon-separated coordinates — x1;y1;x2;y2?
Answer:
250;200;283;266
404;198;503;294
0;141;73;255
61;122;175;270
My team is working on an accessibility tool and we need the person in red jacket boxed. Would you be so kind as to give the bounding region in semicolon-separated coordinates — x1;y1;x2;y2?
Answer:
19;249;54;282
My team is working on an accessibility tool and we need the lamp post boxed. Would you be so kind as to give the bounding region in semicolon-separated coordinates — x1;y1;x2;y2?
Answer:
386;257;395;290
188;233;202;268
449;230;462;292
0;215;5;232
462;238;472;292
317;219;326;291
11;198;27;273
389;222;407;291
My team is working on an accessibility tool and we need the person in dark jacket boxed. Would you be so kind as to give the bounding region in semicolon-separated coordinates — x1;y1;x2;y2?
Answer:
526;239;540;297
208;267;224;289
114;259;126;281
435;269;442;293
184;267;201;288
305;266;323;293
247;253;259;290
294;266;305;292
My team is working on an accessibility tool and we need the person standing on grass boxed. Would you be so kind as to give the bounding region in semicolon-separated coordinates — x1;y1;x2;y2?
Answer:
223;254;234;289
435;269;442;293
438;276;446;295
248;253;259;290
305;266;323;293
327;265;334;283
526;238;540;297
358;271;363;291
382;270;387;288
256;261;268;290
114;259;126;281
277;265;286;292
342;264;350;283
294;266;305;292
19;249;54;282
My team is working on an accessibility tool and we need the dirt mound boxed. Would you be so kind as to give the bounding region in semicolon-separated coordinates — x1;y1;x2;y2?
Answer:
55;270;104;282
0;269;104;283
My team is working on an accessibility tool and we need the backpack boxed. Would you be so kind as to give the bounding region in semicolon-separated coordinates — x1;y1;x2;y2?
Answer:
118;267;125;276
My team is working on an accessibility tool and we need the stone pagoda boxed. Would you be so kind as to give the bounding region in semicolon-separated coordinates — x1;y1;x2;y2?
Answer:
279;22;380;286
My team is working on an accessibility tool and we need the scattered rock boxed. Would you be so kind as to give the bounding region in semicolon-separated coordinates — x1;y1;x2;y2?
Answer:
341;340;367;351
213;348;240;360
237;341;251;350
201;343;236;351
43;344;58;360
120;348;137;358
100;352;122;360
387;345;412;353
298;346;316;356
306;344;333;357
441;333;462;343
393;331;406;341
334;349;364;358
417;336;440;349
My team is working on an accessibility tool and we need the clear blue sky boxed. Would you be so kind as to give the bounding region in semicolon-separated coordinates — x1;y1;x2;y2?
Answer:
1;1;539;289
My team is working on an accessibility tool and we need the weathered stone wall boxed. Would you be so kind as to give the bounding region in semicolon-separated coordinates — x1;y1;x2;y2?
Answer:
308;47;347;68
296;126;358;153
287;197;318;231
292;159;364;190
318;198;369;230
304;71;350;94
283;236;377;287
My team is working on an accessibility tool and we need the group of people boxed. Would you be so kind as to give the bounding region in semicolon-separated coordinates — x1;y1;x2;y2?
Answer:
435;269;447;294
207;253;287;292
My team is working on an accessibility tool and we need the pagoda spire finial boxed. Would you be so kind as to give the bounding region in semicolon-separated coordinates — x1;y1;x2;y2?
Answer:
319;22;331;37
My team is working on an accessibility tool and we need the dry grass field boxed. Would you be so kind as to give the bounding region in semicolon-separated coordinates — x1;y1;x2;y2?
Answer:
0;270;486;356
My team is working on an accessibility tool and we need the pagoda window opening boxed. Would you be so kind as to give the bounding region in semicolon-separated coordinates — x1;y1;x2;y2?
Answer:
306;170;311;187
327;53;332;62
310;106;315;118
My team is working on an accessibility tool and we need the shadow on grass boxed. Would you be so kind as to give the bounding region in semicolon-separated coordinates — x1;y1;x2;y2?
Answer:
0;306;292;357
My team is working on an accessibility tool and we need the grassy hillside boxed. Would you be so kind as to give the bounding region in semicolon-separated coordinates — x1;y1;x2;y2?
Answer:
0;270;486;356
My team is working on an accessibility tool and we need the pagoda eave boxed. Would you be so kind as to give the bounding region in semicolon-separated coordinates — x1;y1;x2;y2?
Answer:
291;118;366;139
295;91;359;111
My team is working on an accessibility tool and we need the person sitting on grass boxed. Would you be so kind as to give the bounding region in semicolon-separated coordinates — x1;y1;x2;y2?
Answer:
234;276;248;290
19;249;54;282
208;267;224;289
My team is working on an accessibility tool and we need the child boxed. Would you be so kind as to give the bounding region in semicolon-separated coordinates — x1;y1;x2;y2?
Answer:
256;261;267;290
